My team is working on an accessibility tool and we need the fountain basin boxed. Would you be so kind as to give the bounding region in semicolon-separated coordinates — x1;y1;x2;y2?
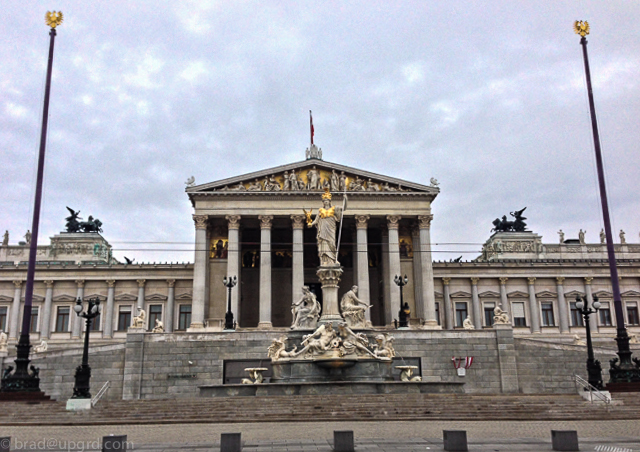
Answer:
271;358;395;383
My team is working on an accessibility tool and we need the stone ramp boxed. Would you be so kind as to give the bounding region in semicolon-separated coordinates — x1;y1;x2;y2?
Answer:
1;393;640;425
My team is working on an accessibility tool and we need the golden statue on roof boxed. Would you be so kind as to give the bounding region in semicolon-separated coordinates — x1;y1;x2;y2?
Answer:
573;20;589;37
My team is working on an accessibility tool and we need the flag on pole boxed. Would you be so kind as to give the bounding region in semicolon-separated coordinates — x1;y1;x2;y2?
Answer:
310;110;314;145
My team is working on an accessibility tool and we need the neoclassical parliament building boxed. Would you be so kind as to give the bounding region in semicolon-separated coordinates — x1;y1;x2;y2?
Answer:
1;145;640;347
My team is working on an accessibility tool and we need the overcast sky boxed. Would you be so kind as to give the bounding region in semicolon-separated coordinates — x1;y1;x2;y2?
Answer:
2;1;639;263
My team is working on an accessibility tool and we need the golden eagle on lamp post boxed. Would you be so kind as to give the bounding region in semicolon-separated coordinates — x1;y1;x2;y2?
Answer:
45;11;64;29
573;20;589;37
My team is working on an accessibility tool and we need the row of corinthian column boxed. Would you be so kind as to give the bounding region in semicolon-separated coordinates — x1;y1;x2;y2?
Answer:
191;213;438;328
6;279;177;340
440;276;600;333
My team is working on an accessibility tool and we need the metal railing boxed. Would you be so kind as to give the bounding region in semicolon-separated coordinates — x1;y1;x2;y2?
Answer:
574;375;610;404
91;381;110;407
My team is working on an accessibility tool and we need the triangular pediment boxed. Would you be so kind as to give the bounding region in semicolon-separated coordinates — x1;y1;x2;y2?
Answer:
53;294;76;302
187;159;438;198
22;294;44;302
479;290;500;298
507;290;529;298
146;293;168;301
536;290;557;298
593;290;613;298
84;293;107;301
450;291;471;298
0;295;13;302
564;290;585;298
115;293;138;302
175;292;193;300
622;290;640;298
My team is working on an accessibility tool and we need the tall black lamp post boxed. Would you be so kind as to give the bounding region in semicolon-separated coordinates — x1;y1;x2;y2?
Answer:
72;297;101;399
574;21;640;385
575;294;603;390
223;276;237;330
394;275;409;328
1;12;63;399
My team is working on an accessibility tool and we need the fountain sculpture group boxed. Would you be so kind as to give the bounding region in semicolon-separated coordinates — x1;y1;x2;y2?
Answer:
265;189;405;383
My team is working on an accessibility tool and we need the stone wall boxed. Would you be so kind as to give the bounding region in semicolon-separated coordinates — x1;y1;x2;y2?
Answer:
515;338;617;393
1;328;631;401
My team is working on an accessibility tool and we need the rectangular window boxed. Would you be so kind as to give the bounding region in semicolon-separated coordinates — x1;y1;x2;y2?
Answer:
627;302;639;326
484;302;495;327
541;302;555;327
55;306;70;333
90;309;101;331
455;302;468;328
570;302;584;327
512;302;527;327
178;304;192;331
30;307;39;333
117;306;132;331
0;306;8;331
599;302;612;326
435;302;441;326
148;305;162;331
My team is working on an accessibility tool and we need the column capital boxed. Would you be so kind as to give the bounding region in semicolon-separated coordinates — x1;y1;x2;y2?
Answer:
386;215;402;230
259;215;274;229
556;277;565;284
106;279;116;288
355;215;370;230
499;277;508;285
75;280;85;288
584;277;593;285
167;279;176;288
291;214;306;229
44;280;54;288
137;279;146;288
225;215;241;230
193;214;208;230
442;277;451;285
13;280;23;288
527;277;536;285
470;277;480;285
417;214;434;229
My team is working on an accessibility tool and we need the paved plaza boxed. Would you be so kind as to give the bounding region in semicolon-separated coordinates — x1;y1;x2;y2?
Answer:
2;420;640;451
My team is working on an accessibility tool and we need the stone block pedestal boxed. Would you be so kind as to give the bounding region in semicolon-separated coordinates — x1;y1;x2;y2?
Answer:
66;397;91;411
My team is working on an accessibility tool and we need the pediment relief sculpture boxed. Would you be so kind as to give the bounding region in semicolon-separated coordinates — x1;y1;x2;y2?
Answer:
215;166;409;193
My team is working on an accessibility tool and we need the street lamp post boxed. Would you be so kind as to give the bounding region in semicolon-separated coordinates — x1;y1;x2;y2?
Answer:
394;275;409;328
574;21;640;385
223;276;237;330
1;12;63;399
71;297;101;399
575;294;603;390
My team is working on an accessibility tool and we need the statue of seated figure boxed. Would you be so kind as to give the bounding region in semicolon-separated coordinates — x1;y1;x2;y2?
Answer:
131;308;146;329
493;306;510;325
340;286;371;328
291;286;321;329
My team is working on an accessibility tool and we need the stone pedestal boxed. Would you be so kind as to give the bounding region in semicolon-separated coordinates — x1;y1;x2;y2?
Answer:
317;265;343;325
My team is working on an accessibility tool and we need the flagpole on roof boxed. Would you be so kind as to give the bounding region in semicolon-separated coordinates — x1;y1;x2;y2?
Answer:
310;110;314;146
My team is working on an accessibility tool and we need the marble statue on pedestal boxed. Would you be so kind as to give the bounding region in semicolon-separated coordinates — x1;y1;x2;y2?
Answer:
2;230;8;246
152;319;164;333
0;331;7;353
304;188;342;266
558;229;564;244
493;306;510;325
33;340;48;353
620;229;626;244
579;229;586;245
291;286;321;329
340;286;371;328
132;308;146;328
463;316;474;330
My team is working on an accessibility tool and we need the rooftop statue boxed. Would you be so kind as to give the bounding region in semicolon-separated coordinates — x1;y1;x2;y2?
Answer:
491;207;528;233
65;207;103;233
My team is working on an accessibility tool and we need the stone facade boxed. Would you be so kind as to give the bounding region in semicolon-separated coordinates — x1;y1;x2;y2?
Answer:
1;152;640;399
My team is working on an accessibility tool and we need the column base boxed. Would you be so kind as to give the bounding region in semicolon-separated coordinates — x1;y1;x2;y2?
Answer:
421;320;442;330
257;322;273;329
187;322;205;331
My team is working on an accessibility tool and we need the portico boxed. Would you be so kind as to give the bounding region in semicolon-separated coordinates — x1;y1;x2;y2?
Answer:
186;154;440;330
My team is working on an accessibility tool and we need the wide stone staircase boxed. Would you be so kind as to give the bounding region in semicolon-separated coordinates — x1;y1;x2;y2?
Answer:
1;393;639;425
